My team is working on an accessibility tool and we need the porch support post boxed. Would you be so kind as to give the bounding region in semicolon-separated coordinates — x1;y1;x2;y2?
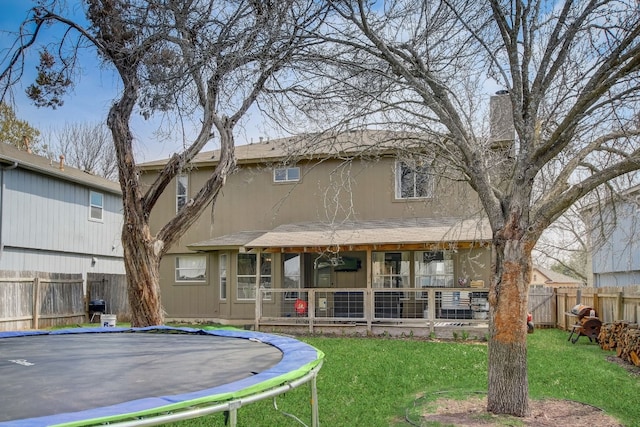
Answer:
366;248;372;334
308;290;315;334
254;284;262;331
428;288;436;334
255;251;262;330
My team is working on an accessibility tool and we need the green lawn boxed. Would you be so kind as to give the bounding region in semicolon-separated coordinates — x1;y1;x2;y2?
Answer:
166;328;639;427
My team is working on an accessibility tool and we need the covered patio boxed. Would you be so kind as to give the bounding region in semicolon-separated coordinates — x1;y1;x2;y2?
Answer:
189;217;493;337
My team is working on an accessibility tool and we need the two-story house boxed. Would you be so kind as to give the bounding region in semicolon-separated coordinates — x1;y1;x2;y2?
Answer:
140;130;493;331
0;142;124;279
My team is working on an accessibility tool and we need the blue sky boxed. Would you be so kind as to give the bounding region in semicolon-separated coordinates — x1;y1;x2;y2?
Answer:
0;1;266;161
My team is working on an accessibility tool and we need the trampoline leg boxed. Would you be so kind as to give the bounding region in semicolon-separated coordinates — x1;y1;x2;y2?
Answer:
311;373;320;427
229;408;238;427
225;401;242;427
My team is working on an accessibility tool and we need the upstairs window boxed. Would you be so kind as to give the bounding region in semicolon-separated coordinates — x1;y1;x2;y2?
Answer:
395;161;433;199
176;175;188;212
274;166;300;183
89;191;103;221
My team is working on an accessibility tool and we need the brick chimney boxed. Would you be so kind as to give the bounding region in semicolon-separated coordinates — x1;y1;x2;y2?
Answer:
59;155;65;171
489;90;515;150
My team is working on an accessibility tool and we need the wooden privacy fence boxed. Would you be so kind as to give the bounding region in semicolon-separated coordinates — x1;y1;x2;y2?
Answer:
87;273;130;322
0;272;129;331
2;272;637;332
556;286;640;330
528;286;557;327
0;275;85;331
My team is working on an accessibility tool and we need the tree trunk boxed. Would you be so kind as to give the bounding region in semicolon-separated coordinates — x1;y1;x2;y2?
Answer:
107;67;165;327
487;225;532;417
123;225;164;327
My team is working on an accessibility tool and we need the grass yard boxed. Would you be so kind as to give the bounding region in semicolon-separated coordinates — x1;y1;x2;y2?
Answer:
166;328;640;427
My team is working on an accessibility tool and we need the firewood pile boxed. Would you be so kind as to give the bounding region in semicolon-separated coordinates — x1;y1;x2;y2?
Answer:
598;321;640;366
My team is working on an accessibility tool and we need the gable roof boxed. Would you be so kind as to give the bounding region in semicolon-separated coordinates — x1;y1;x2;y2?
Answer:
138;130;425;170
0;142;121;195
532;265;582;285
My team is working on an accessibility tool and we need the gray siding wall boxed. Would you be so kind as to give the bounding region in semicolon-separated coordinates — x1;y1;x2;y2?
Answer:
591;200;640;286
0;168;124;276
592;202;640;272
594;271;640;287
2;168;123;257
0;247;125;275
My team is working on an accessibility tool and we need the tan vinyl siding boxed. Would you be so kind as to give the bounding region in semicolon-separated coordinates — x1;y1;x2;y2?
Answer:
146;157;480;254
159;253;217;318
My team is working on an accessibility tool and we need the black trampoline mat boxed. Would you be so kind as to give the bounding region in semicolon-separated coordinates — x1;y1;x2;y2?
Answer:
0;331;283;422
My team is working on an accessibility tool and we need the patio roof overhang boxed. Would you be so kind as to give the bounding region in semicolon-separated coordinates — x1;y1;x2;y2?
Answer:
187;230;269;252
187;218;492;253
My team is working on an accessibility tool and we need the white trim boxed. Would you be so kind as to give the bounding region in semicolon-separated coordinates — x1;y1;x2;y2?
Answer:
175;255;207;282
394;160;433;199
219;253;227;300
273;166;300;183
89;190;104;222
176;175;188;212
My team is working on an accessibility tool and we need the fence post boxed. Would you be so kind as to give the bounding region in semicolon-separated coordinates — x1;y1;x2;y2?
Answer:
616;292;624;321
556;289;561;329
556;289;567;330
32;277;40;330
552;287;558;327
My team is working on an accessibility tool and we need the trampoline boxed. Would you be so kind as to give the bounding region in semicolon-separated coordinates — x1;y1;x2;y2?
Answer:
0;326;324;426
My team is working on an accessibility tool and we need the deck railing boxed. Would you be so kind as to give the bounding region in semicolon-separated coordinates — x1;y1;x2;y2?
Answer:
256;287;490;334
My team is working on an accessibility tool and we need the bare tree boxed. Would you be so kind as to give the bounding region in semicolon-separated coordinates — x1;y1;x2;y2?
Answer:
535;172;640;284
533;206;589;282
0;102;41;151
272;0;640;417
1;0;326;326
45;122;118;180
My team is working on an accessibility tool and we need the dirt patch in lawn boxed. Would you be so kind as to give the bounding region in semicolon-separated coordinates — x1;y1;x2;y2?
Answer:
606;355;640;376
405;355;636;426
414;396;623;426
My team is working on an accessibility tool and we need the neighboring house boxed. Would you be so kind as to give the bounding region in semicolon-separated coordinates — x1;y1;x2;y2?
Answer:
585;185;640;287
140;130;494;326
530;265;583;288
0;142;125;279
